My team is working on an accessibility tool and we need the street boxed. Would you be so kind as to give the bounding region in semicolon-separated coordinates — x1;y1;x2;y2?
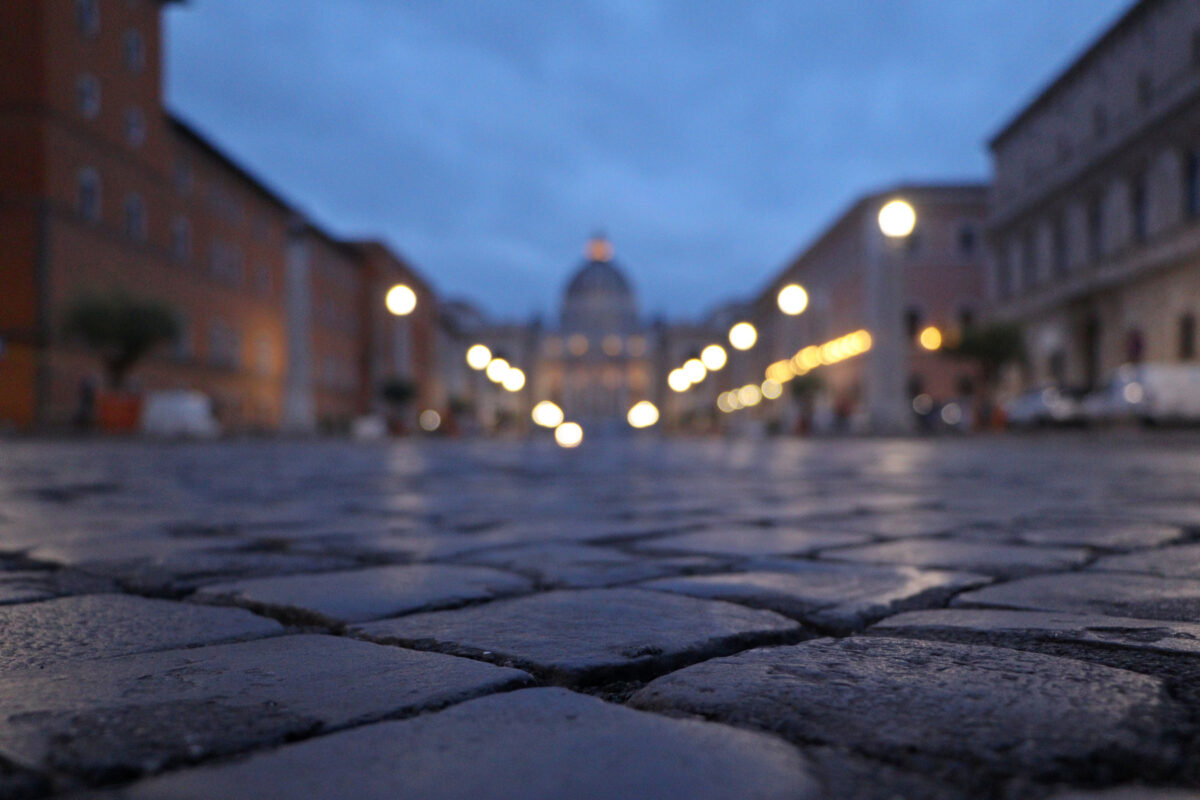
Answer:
1;433;1199;798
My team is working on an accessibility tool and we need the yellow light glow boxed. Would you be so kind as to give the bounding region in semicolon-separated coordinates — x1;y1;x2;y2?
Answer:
777;284;809;316
729;322;757;351
765;361;794;384
602;335;623;356
878;199;916;238
501;367;526;392
668;368;691;392
418;409;441;431
485;358;511;383
738;384;762;407
682;358;707;384
385;284;417;316
700;344;727;371
761;379;783;400
627;400;660;429
716;393;735;413
798;346;822;370
466;344;492;370
531;400;564;428
853;330;872;351
919;326;943;351
554;421;583;448
586;237;613;262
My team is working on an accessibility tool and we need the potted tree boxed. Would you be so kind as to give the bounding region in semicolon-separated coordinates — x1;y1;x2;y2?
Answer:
62;291;180;433
379;376;418;435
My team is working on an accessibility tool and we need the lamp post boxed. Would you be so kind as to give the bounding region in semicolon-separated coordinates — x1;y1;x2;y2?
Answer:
865;199;916;434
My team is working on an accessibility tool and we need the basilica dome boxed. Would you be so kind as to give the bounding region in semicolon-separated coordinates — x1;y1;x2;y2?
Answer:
560;236;638;336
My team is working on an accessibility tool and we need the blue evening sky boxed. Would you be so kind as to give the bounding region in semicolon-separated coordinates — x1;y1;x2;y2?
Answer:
165;0;1132;321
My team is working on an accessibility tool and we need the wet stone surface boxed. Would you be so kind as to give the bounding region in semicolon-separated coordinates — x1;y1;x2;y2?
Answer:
354;587;803;685
2;435;1200;797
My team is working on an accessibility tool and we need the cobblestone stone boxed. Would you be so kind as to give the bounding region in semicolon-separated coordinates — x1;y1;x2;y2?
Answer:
355;587;803;684
101;688;819;800
1;435;1199;796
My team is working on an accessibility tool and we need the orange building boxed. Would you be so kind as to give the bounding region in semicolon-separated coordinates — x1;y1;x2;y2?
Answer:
0;0;436;432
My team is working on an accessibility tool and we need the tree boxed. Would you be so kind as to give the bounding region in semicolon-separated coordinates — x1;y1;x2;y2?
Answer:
379;377;418;408
62;291;180;390
944;322;1026;386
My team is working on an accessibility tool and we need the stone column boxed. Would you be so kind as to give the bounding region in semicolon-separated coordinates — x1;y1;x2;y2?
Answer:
864;213;913;434
282;224;316;433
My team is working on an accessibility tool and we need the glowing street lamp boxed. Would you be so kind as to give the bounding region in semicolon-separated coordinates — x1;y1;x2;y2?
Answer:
626;400;660;429
918;326;943;351
700;344;727;371
728;322;757;351
682;358;706;384
531;400;564;428
466;344;492;370
777;284;809;316
667;368;691;392
878;199;916;238
501;367;526;392
554;421;583;448
385;284;417;316
485;358;510;383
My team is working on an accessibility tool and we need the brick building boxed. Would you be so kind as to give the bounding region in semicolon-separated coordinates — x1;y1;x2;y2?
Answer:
0;0;436;432
987;0;1200;390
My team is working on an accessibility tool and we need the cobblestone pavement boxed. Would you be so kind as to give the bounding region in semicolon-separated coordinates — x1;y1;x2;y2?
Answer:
2;433;1200;799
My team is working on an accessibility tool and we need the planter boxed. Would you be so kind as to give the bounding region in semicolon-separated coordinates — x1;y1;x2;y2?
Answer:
96;391;142;433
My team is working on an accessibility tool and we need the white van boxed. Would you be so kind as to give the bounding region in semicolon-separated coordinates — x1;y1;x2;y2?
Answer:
1082;363;1200;424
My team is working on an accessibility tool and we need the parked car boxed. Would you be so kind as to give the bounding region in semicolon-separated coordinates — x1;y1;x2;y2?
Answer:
1082;363;1200;425
1004;386;1086;428
140;390;220;437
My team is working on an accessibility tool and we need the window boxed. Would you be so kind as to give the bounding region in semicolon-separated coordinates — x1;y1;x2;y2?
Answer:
1052;215;1068;276
208;241;244;285
1020;231;1037;289
254;335;273;376
208;320;241;369
958;224;976;258
173;160;193;195
1132;173;1148;243
1182;313;1197;360
1093;105;1108;139
958;307;975;331
1087;197;1104;263
76;169;101;222
905;307;922;340
170;216;191;262
173;314;193;361
75;74;101;119
75;0;99;37
1126;329;1145;363
1186;152;1200;219
124;107;146;148
124;194;147;242
995;257;1012;301
123;30;146;74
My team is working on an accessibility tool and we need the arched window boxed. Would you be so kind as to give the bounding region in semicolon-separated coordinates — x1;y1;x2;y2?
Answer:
76;168;101;222
1126;328;1145;364
124;193;147;242
75;74;101;119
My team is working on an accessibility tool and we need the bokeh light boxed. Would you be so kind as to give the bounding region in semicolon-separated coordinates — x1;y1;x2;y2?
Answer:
682;358;707;384
878;199;916;238
554;421;583;448
761;379;783;400
418;409;441;431
385;284;417;316
777;284;809;316
668;368;691;392
738;384;762;407
700;344;727;371
485;358;510;383
465;344;492;370
501;367;525;392
626;400;660;429
729;322;757;351
531;400;564;428
919;326;943;351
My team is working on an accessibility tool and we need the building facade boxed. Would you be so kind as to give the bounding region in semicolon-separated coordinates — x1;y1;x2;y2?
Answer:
747;184;989;431
0;0;436;432
987;0;1200;390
